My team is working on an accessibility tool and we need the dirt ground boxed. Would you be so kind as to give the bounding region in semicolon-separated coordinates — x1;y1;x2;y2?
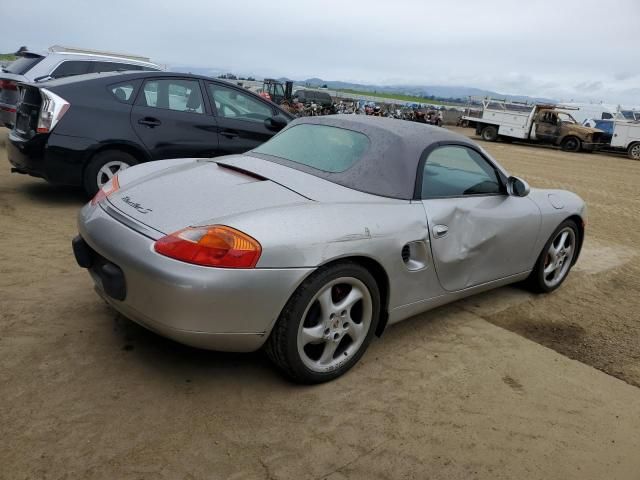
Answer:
445;127;640;388
1;127;640;479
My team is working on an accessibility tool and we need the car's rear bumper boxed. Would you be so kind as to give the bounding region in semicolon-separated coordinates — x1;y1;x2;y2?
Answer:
75;202;313;352
8;131;93;185
7;130;48;178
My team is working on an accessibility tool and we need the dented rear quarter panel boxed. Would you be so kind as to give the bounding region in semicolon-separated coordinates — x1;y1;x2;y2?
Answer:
226;200;445;313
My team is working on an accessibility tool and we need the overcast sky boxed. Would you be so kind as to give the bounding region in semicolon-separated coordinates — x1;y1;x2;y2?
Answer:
2;0;639;105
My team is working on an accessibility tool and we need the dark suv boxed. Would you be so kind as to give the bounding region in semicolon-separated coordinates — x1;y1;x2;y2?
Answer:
8;71;293;195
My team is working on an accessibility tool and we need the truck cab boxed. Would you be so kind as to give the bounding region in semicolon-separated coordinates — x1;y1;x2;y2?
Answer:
533;108;604;151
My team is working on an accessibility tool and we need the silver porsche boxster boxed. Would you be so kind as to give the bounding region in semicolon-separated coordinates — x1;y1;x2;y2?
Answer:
73;116;586;383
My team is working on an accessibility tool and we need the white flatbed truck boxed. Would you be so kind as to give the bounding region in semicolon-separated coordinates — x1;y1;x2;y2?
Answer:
460;99;605;152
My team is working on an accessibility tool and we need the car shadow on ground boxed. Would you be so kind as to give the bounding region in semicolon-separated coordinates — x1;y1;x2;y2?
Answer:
102;301;452;388
108;310;288;385
19;181;87;206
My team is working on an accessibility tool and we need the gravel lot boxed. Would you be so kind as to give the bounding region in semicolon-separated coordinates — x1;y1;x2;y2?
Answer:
1;127;639;479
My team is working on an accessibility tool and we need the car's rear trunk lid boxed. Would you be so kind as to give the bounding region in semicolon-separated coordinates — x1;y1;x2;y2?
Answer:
106;159;309;235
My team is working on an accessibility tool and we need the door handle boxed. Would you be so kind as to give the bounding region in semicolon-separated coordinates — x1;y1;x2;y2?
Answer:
138;117;161;127
432;224;449;238
220;129;239;139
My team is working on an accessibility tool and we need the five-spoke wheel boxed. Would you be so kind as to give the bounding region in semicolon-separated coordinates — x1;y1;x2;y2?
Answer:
528;220;579;293
297;277;373;373
266;262;380;383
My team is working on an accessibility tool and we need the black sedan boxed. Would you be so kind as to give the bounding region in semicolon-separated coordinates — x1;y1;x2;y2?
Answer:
7;71;293;195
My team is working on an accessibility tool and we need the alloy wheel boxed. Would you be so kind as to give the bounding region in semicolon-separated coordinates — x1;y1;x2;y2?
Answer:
543;227;576;288
296;277;372;373
97;161;130;189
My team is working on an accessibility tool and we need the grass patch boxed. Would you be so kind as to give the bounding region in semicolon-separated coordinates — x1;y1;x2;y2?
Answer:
0;54;17;62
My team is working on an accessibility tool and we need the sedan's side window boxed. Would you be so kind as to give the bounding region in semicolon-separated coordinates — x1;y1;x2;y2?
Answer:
141;79;204;114
421;146;502;199
207;83;274;123
109;81;137;103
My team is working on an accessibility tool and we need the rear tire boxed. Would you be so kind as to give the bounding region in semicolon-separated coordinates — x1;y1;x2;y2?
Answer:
628;142;640;160
83;150;137;197
560;136;581;152
265;262;380;384
481;126;498;142
527;220;579;293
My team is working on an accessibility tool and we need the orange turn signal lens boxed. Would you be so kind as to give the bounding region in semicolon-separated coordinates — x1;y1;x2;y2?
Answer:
154;225;262;268
91;175;120;205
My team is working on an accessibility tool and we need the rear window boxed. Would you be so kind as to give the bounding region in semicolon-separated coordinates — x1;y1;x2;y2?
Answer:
4;56;44;75
253;124;369;173
50;61;91;79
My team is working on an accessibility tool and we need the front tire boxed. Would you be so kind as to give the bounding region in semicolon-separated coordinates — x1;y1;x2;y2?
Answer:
265;262;380;384
481;125;498;142
560;136;581;152
527;220;579;293
83;150;137;197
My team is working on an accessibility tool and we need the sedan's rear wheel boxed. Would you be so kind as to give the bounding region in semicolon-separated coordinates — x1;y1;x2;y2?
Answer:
266;262;380;383
83;150;137;197
527;220;578;293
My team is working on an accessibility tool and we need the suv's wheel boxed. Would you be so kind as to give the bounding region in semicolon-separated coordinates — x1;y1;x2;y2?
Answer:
84;150;137;197
481;125;498;142
265;262;381;384
527;220;579;293
560;136;581;152
628;142;640;160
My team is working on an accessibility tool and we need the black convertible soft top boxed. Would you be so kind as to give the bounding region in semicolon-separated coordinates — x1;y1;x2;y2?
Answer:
251;115;478;200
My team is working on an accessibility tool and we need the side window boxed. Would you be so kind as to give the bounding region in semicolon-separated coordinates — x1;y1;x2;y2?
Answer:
141;79;204;114
207;83;274;122
421;146;502;199
50;61;91;79
109;81;137;103
601;112;613;120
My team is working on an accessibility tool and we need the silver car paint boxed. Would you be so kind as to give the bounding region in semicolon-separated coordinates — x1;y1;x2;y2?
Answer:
422;195;541;291
78;149;586;351
79;202;313;352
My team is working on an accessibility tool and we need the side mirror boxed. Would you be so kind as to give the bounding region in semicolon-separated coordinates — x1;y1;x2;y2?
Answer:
264;116;287;131
507;176;530;197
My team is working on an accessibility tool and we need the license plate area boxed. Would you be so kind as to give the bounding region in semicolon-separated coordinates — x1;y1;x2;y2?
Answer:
73;235;127;301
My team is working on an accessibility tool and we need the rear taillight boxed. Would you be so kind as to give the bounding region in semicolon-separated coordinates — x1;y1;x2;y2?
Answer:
0;79;17;91
154;225;262;268
91;175;120;205
37;88;70;134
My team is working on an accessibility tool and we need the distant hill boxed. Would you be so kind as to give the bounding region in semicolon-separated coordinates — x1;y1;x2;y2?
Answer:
299;78;556;104
167;65;555;104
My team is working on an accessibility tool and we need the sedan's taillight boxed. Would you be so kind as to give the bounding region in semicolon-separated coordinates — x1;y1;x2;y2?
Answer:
0;79;17;91
154;225;262;268
91;175;120;205
37;88;70;133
